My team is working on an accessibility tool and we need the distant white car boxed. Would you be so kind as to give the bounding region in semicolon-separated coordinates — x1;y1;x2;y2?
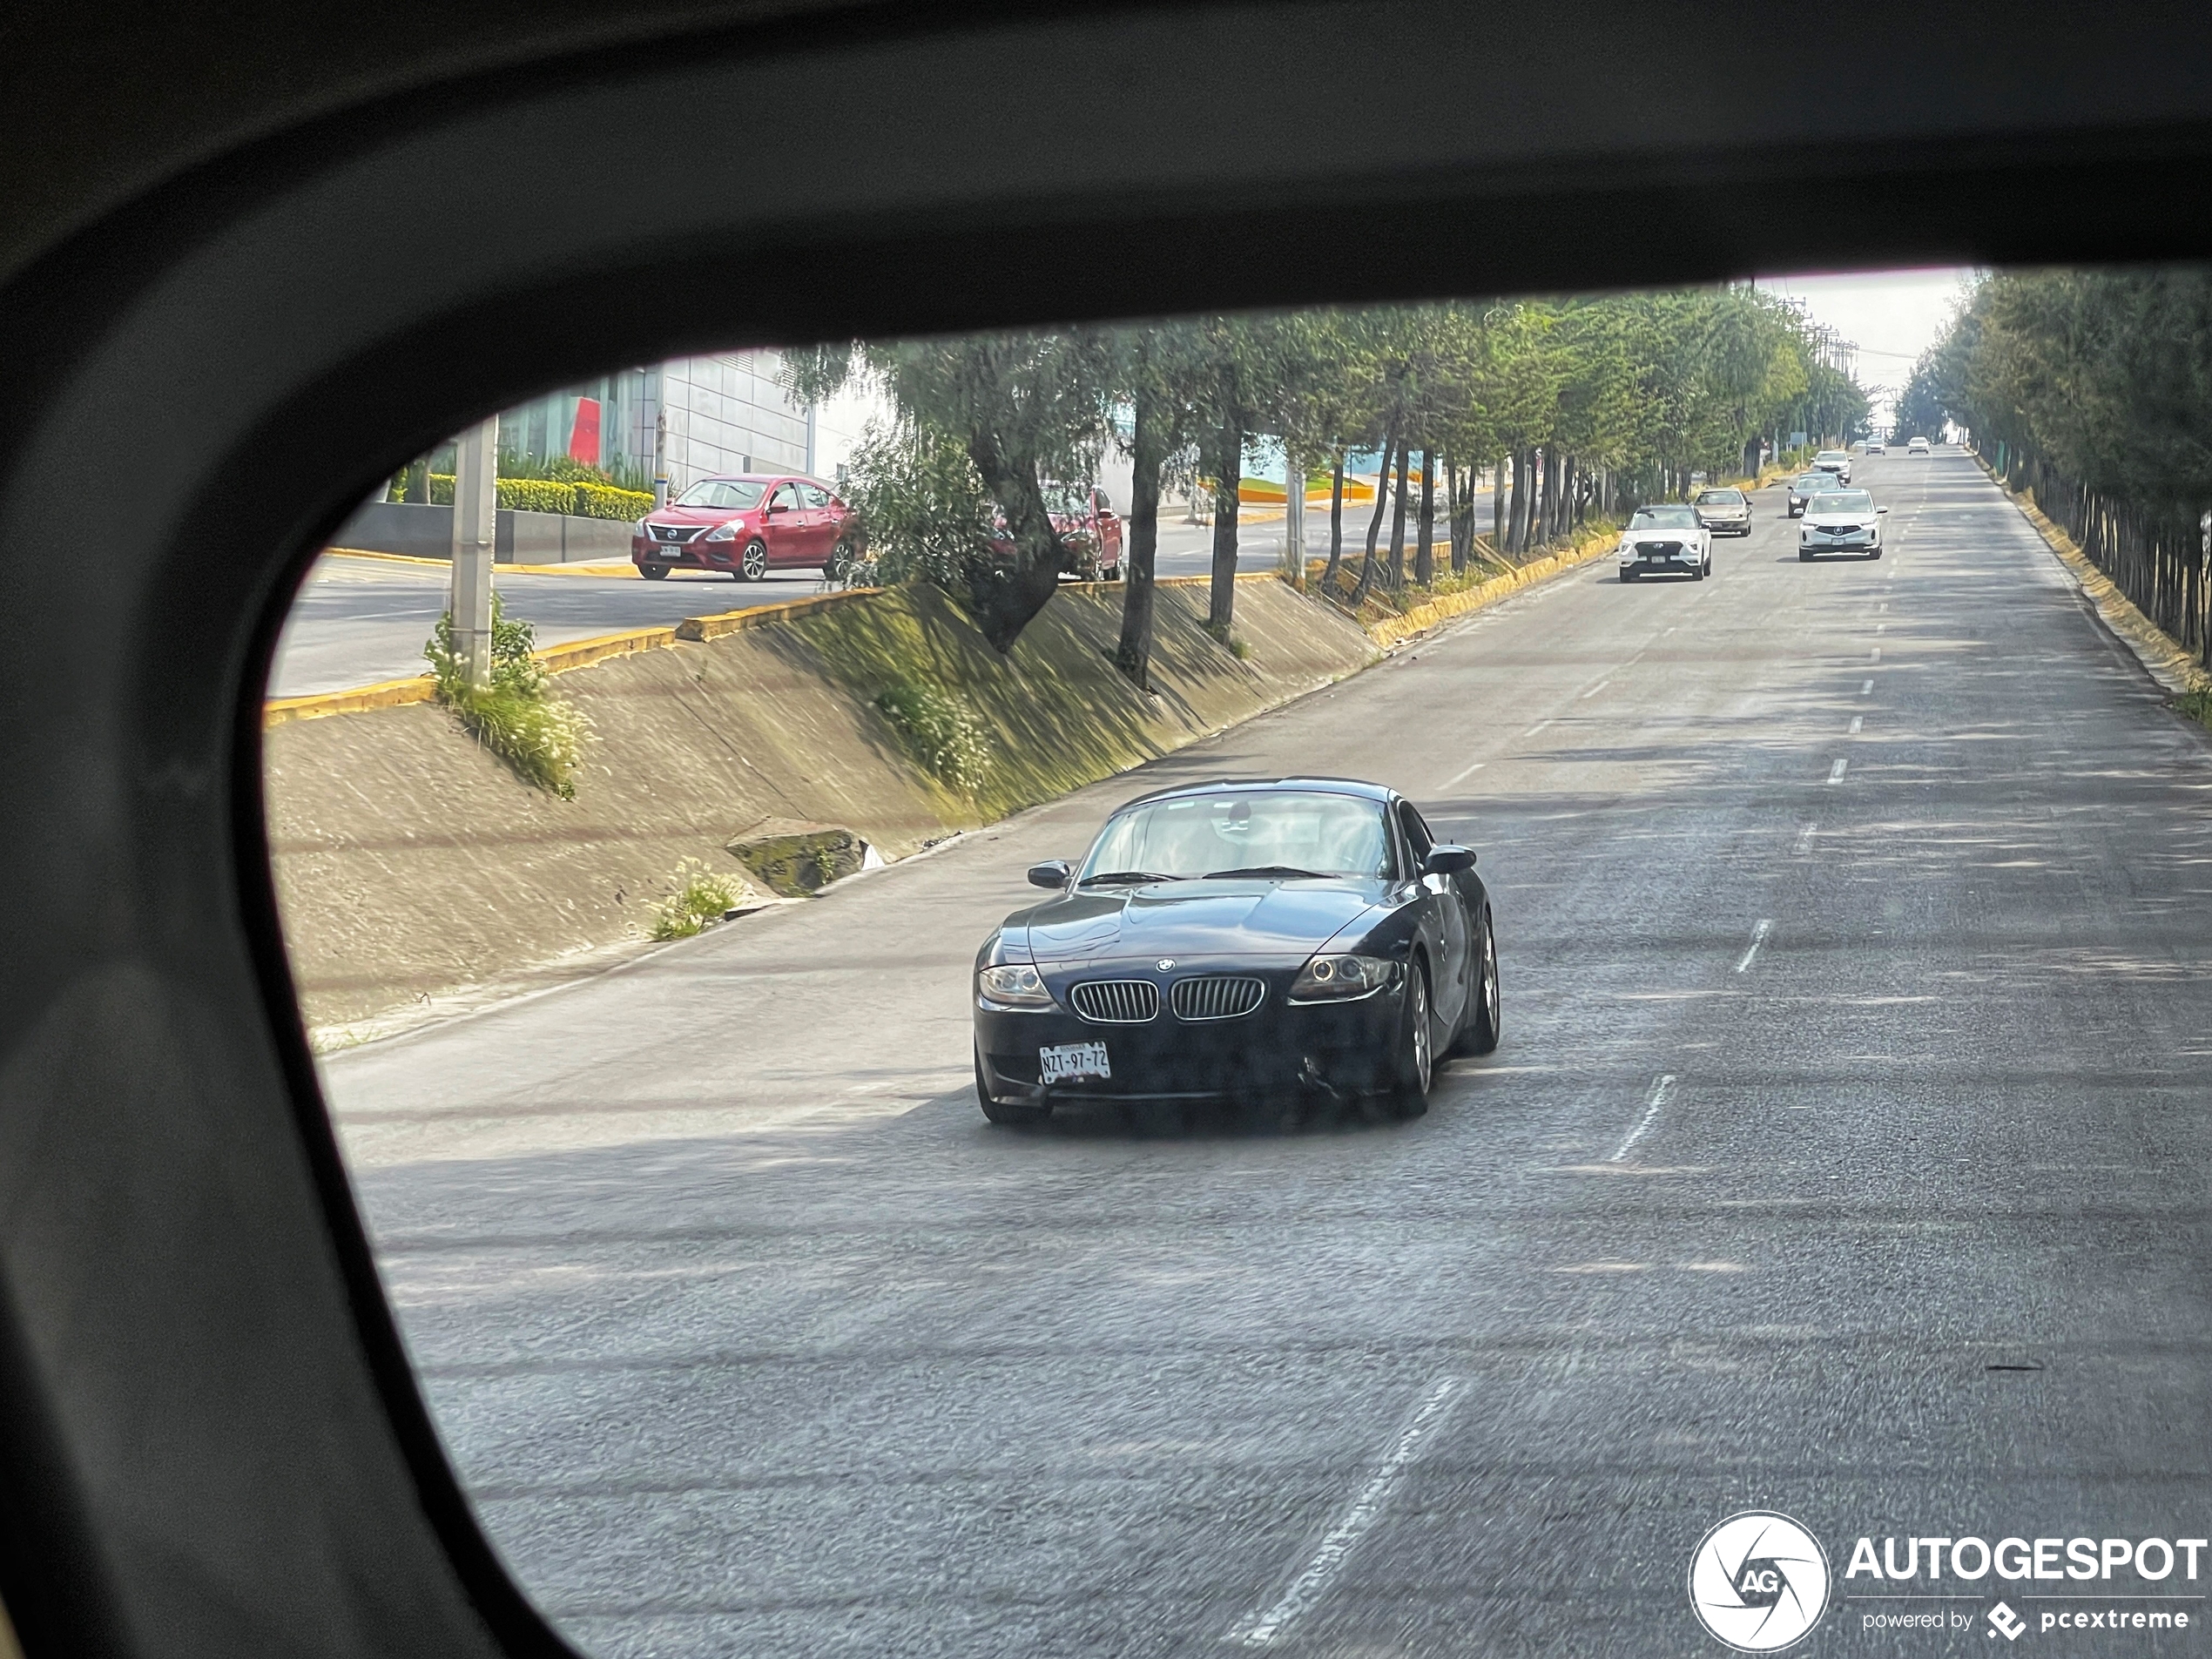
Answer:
1813;448;1854;484
1908;435;1931;455
1619;502;1714;581
1865;439;1886;455
1798;487;1887;562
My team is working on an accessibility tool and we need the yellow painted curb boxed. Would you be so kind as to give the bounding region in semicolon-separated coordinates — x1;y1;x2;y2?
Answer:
1362;527;1619;649
323;547;449;569
534;626;684;671
264;676;436;726
1979;457;2212;696
507;560;641;577
675;588;885;642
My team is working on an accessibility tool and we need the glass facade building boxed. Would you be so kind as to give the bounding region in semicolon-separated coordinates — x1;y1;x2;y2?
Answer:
499;349;815;490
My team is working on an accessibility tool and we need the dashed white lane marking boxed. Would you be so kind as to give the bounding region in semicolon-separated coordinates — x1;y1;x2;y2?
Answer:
1735;919;1773;974
1226;1377;1466;1647
1522;720;1552;738
1870;646;1881;662
1580;679;1611;699
1849;715;1864;734
1860;678;1874;694
1608;1075;1677;1163
1442;759;1487;789
1875;623;1886;634
1828;759;1849;784
1793;824;1817;856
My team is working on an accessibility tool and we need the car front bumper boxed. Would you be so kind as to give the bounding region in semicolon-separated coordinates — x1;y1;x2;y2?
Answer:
974;977;1406;1104
633;537;737;570
1802;531;1878;552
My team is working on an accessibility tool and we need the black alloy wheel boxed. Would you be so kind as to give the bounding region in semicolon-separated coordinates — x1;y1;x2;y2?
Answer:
741;539;769;580
974;1047;1050;1127
827;540;856;580
638;563;668;579
1386;961;1433;1118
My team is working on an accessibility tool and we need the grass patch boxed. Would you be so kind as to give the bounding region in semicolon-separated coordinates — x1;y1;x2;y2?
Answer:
425;596;591;798
651;857;743;940
873;678;991;794
2177;688;2212;730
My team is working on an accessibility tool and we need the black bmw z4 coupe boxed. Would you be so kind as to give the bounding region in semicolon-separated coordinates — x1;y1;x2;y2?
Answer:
973;779;1501;1124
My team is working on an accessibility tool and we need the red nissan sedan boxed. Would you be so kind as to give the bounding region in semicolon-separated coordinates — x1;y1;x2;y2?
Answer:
633;473;860;580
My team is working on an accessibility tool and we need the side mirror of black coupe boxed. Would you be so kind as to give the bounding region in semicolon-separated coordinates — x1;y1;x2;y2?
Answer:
1423;846;1477;876
1028;860;1072;888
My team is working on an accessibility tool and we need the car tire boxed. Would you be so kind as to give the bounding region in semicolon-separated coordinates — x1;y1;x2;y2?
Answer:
974;1047;1050;1127
1447;908;1501;1058
1620;570;1635;583
740;539;769;581
827;540;857;580
1870;547;1883;560
1799;549;1813;562
1386;960;1433;1118
638;563;668;579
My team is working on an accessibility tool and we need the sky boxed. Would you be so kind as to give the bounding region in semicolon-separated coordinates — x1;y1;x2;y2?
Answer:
1757;267;1978;423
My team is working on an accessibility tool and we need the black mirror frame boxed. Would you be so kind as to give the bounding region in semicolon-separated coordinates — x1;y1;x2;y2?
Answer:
1027;860;1072;889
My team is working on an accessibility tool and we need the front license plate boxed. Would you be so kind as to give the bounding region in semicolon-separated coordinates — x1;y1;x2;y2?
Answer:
1040;1042;1110;1084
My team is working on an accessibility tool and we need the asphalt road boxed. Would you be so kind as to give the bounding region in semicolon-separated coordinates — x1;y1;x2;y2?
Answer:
270;491;1473;697
315;449;2212;1656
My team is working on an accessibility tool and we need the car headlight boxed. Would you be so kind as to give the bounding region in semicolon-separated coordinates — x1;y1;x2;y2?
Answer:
978;963;1055;1008
1288;953;1399;1002
703;521;738;543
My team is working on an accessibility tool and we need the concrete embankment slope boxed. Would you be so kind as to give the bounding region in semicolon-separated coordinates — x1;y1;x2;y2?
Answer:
263;577;1375;1034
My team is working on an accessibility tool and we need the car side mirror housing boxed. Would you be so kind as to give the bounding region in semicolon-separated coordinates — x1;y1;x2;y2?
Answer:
1422;846;1476;876
1028;860;1071;888
1877;505;1889;513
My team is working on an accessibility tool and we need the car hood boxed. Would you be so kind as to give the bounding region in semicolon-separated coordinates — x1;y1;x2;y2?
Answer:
1013;877;1394;964
1803;509;1872;527
646;506;747;526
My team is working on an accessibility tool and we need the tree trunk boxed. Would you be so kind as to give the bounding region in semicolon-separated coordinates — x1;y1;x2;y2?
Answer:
1114;383;1167;687
1354;430;1397;602
1414;446;1436;586
1386;442;1412;591
1208;409;1243;631
1493;456;1507;553
1505;449;1526;554
1323;449;1347;591
962;428;1063;652
1445;450;1470;574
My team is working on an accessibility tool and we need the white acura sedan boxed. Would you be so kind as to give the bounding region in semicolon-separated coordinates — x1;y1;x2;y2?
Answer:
1798;487;1887;561
1618;502;1714;581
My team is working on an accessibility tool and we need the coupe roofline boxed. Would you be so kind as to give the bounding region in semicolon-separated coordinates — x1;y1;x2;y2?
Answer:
1110;776;1399;812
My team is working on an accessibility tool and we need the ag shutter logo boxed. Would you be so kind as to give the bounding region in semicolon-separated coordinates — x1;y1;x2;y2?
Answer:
1689;1511;1832;1652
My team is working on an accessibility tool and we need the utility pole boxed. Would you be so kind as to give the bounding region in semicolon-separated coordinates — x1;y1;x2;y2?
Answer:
448;415;499;689
1282;449;1305;590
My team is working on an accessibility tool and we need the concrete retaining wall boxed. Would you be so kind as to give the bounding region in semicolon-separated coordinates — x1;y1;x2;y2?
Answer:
263;578;1376;1035
334;499;635;563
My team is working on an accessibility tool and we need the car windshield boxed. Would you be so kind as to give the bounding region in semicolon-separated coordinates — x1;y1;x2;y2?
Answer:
673;478;766;509
1817;452;1849;462
1793;474;1829;489
1810;489;1874;512
1695;489;1743;504
1629;506;1698;528
1080;791;1393;882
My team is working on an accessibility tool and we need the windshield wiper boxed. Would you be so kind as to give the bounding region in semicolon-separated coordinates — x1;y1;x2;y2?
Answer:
1079;870;1184;887
1204;865;1331;880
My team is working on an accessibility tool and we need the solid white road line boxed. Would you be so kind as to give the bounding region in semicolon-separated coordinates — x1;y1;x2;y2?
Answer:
1735;919;1773;974
1793;824;1817;856
1442;759;1487;789
1226;1378;1466;1647
1608;1075;1677;1163
1828;759;1849;784
1849;715;1864;734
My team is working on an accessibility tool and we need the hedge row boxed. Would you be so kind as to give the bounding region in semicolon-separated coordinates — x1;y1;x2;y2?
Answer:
403;475;656;521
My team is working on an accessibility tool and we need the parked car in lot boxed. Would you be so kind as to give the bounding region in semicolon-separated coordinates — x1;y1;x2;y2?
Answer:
1692;485;1753;536
973;779;1498;1123
1787;470;1836;516
1908;435;1932;455
633;474;860;580
1798;487;1888;560
987;483;1125;580
1812;448;1854;483
1617;502;1713;580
